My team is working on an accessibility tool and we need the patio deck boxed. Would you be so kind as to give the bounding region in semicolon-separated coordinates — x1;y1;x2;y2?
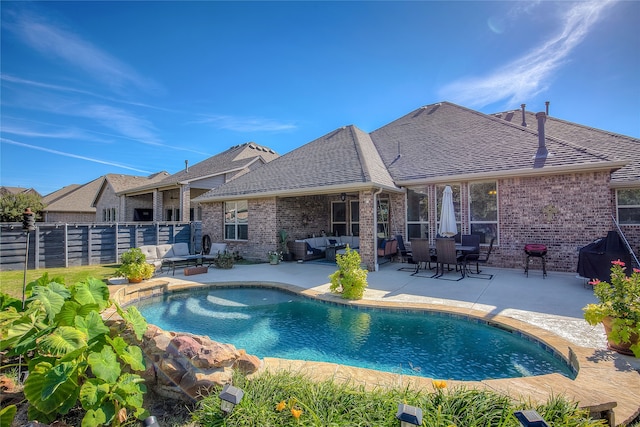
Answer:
111;261;640;425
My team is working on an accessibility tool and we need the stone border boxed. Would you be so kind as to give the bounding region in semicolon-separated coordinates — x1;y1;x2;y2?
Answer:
111;280;640;426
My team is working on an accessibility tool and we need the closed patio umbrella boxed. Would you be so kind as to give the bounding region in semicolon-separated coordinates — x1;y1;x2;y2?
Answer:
439;186;457;237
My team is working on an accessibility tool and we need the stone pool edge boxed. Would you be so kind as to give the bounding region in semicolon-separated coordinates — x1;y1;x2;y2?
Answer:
110;279;640;426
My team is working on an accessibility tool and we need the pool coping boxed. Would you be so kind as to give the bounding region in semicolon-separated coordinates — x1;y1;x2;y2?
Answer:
111;279;640;425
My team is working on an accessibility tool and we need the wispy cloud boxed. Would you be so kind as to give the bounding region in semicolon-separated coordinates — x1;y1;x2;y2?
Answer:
4;9;158;94
1;137;153;173
439;0;616;108
196;115;297;132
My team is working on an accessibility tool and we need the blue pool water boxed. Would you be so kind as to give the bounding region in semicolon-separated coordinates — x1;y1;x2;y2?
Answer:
136;287;575;381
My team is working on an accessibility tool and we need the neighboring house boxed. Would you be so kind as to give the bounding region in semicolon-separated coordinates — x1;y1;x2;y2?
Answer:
193;101;639;273
116;142;279;222
0;186;42;197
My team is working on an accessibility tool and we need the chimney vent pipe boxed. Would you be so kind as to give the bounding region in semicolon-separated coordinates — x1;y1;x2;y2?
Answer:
185;160;189;173
545;101;550;116
521;104;527;127
536;112;547;151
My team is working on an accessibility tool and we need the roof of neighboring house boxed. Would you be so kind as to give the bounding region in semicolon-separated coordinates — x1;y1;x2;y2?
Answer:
492;108;640;187
122;142;279;194
93;172;170;205
42;178;103;213
0;186;41;197
194;125;398;202
370;102;627;185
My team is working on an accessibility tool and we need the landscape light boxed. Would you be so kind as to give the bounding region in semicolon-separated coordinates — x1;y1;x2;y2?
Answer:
396;403;423;427
513;410;550;427
219;383;244;415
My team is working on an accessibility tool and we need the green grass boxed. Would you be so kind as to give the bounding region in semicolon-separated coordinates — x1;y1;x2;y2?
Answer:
0;264;120;298
190;371;608;427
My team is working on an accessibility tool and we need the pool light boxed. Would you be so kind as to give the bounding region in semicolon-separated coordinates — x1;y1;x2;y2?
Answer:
513;410;550;427
396;403;423;427
219;383;244;415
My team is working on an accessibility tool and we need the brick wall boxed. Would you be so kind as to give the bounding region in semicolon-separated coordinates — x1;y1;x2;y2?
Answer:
94;183;119;222
276;196;330;241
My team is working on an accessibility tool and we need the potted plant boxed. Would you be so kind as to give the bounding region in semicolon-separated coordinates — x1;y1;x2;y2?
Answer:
583;260;640;357
278;229;291;261
268;250;282;265
116;247;155;283
213;250;235;269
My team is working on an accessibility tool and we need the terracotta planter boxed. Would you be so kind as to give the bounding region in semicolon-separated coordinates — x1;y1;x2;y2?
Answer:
602;316;639;356
128;277;143;284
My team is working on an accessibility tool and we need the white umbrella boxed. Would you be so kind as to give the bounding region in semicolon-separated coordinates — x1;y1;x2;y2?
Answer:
438;186;457;237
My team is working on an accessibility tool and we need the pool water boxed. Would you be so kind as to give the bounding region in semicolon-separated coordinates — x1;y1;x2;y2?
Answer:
136;287;575;381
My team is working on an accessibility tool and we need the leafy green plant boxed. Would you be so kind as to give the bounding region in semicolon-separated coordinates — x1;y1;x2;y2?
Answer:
214;251;235;269
583;260;640;357
0;191;45;222
329;246;368;299
0;274;149;426
115;248;154;281
278;229;289;254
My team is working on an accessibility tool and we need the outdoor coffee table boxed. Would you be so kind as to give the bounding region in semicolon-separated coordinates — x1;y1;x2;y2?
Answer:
162;255;203;275
325;244;347;262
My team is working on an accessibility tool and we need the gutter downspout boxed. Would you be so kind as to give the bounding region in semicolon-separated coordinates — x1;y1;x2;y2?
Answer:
373;187;383;271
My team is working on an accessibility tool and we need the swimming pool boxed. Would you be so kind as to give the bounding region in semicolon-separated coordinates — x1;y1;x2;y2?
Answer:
136;286;575;381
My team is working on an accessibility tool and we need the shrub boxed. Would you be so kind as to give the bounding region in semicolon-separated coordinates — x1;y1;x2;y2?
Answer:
214;251;235;269
329;246;368;299
115;248;154;281
0;274;149;426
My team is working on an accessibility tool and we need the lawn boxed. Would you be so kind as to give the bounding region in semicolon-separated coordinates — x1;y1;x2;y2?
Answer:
0;264;120;299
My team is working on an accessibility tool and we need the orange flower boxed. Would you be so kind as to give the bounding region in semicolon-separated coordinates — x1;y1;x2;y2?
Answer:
291;408;303;419
589;278;601;286
612;259;626;266
276;400;286;411
432;379;447;389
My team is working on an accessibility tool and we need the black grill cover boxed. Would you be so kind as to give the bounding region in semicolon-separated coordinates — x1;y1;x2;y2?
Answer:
577;231;632;282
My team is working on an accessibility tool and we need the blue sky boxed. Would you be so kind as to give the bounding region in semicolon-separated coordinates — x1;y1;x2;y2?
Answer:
1;1;639;196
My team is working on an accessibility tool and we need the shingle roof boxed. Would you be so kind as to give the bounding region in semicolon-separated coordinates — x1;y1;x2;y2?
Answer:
0;186;41;197
493;108;640;186
194;125;398;201
43;178;103;213
124;143;279;193
43;184;82;204
370;102;625;184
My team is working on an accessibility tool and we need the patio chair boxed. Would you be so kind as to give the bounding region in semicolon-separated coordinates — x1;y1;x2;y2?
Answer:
461;234;480;273
465;238;495;280
395;234;417;272
410;238;436;276
433;237;465;281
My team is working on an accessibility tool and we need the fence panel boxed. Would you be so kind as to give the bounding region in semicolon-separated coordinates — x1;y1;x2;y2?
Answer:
0;222;200;271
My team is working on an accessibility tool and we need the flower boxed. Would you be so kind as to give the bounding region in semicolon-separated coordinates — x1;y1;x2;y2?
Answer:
432;379;447;389
276;400;286;411
583;260;640;357
291;408;303;419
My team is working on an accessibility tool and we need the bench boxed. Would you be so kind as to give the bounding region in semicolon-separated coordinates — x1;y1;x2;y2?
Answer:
139;243;201;275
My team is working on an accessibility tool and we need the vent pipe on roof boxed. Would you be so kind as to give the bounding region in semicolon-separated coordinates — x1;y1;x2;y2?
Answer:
545;101;550;116
536;112;547;154
521;104;527;127
185;160;189;173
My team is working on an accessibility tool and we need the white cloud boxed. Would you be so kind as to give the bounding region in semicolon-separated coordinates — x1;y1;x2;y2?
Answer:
1;137;153;173
439;0;616;108
196;115;297;132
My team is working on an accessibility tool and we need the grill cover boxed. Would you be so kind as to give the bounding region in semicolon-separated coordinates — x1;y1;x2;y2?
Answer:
577;231;631;282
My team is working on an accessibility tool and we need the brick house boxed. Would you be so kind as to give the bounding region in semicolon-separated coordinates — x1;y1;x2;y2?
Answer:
193;102;639;273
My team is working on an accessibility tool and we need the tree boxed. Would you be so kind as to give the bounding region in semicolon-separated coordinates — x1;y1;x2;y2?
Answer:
0;192;46;222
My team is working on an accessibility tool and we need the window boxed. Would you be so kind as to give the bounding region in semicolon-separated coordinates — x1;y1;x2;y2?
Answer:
331;201;347;236
436;184;460;236
377;198;390;238
617;189;640;225
225;200;248;240
102;207;117;222
469;181;498;244
407;188;429;239
350;200;360;236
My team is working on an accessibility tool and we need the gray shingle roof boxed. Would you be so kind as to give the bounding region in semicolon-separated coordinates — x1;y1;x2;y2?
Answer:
493;109;640;186
43;178;103;213
370;102;624;184
194;125;398;201
124;143;279;193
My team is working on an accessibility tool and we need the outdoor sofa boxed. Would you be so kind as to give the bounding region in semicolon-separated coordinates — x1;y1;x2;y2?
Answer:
139;242;200;272
288;236;360;261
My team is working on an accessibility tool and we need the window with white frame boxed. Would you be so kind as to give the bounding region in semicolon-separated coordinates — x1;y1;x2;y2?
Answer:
436;184;460;236
102;207;117;222
407;188;429;240
469;181;498;244
224;200;248;240
617;188;640;225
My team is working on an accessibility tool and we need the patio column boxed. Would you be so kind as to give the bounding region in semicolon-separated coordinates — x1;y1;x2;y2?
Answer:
153;189;162;222
180;185;191;222
359;190;375;270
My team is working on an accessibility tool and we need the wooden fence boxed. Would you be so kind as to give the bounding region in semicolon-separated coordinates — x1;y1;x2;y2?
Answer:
0;222;202;271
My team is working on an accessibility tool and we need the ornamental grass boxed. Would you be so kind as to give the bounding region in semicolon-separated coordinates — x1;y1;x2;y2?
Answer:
191;371;607;427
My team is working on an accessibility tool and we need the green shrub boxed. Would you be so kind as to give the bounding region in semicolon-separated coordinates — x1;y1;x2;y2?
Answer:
214;251;235;269
115;248;154;281
0;274;149;426
329;246;368;299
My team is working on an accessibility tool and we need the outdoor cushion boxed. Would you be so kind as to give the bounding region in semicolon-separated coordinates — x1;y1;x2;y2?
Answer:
172;242;191;257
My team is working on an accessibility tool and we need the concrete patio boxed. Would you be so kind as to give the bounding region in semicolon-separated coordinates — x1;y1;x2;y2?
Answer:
112;260;640;425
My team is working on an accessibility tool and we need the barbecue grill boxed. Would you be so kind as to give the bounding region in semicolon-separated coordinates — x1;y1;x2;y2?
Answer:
524;243;547;278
